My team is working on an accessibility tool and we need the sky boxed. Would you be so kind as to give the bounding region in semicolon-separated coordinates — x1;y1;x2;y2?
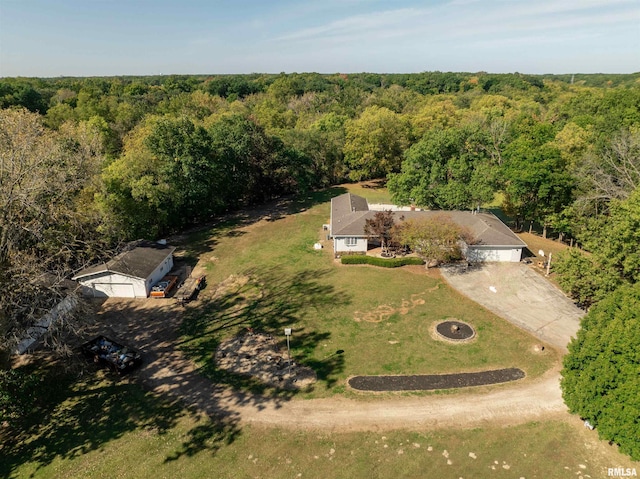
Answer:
0;0;639;77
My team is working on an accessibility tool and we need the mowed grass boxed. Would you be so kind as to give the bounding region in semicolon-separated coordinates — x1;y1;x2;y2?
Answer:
6;373;636;479
177;185;558;398
5;186;636;478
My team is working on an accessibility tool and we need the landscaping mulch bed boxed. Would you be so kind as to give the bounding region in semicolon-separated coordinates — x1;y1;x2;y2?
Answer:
348;368;525;392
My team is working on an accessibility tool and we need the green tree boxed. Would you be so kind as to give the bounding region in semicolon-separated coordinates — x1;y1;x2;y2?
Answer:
278;113;347;187
410;96;461;138
392;215;473;267
561;282;640;460
554;188;640;306
553;248;621;308
98;116;235;238
343;105;410;180
388;127;496;210
0;80;47;113
501;123;574;232
0;369;40;423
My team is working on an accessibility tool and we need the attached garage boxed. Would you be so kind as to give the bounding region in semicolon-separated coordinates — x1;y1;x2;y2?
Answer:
330;193;527;262
466;246;524;263
73;241;176;298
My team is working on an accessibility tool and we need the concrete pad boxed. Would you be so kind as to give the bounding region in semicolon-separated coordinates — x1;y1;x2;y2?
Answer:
441;263;584;352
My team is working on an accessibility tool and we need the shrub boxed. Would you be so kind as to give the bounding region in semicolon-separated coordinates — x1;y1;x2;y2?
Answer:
0;369;40;423
341;255;424;267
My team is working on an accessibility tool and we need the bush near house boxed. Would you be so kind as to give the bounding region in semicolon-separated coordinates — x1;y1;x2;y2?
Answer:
341;256;424;267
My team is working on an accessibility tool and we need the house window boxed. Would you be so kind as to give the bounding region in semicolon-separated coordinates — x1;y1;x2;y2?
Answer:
345;237;358;246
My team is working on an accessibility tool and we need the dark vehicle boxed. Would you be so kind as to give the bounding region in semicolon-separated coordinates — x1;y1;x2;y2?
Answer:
81;336;142;374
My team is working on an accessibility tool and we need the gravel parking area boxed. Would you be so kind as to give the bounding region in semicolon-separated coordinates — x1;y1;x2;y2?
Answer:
441;263;584;352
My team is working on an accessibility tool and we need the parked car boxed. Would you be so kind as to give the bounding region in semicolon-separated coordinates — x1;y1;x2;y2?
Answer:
81;336;142;374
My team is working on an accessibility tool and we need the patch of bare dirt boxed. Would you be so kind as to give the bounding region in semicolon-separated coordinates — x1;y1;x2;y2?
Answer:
210;274;251;298
215;332;317;390
353;285;439;323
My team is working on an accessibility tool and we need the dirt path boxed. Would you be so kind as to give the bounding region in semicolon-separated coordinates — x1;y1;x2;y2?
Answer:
90;297;567;432
237;367;566;431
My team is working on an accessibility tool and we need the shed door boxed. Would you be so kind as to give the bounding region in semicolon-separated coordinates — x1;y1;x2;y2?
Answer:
510;248;522;262
92;283;136;298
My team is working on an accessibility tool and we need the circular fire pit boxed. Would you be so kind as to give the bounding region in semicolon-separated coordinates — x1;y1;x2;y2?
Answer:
435;319;476;342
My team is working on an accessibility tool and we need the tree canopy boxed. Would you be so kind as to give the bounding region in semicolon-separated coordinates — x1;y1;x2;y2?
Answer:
0;109;106;344
388;126;496;210
392;215;474;267
554;187;640;307
1;71;640;357
561;282;640;460
343;106;410;181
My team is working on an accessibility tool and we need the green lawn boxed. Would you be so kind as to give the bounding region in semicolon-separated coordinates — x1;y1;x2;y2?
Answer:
4;370;636;479
177;184;557;398
3;185;637;478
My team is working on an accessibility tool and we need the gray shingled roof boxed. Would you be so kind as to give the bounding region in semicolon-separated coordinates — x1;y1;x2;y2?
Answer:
330;193;525;248
331;193;369;218
72;241;176;280
330;193;371;236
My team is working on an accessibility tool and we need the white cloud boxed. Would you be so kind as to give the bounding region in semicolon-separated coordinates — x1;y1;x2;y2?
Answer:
274;0;640;45
275;7;428;42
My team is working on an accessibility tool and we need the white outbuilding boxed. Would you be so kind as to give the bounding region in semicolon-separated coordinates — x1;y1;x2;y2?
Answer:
72;241;176;298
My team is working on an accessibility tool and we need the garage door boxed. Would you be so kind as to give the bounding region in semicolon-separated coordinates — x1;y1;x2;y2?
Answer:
92;283;136;298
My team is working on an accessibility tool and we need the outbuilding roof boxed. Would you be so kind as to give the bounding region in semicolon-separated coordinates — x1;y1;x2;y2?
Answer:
72;241;176;281
330;193;526;248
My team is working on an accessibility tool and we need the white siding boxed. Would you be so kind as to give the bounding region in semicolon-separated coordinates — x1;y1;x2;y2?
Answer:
92;283;136;298
146;253;174;296
78;272;147;298
467;246;522;263
334;237;368;253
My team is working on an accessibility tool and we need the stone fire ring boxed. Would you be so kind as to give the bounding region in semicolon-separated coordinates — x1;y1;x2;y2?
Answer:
434;319;476;343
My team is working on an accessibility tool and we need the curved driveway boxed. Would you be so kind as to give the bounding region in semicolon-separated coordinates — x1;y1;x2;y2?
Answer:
97;261;584;431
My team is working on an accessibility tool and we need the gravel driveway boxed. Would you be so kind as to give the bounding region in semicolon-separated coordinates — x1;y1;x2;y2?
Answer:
441;263;584;353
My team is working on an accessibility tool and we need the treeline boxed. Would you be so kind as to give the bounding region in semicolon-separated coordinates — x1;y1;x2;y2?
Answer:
1;71;640;346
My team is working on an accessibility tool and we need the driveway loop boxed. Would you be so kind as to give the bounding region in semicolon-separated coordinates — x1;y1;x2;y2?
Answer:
348;368;525;391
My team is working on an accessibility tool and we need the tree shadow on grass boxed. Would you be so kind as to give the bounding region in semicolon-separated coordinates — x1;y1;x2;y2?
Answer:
164;413;241;463
173;186;348;257
0;360;241;478
178;267;350;394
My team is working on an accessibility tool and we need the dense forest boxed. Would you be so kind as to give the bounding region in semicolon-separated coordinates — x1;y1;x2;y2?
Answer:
1;70;640;345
